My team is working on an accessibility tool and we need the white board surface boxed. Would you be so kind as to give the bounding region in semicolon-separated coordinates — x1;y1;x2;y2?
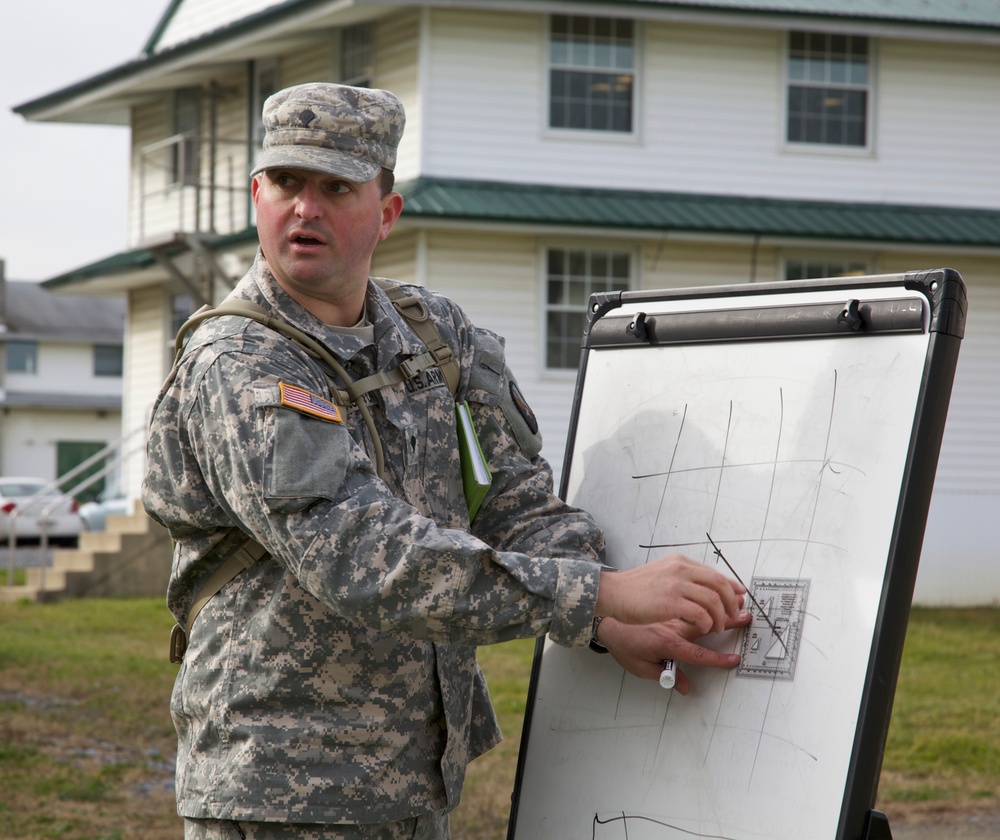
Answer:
510;275;965;840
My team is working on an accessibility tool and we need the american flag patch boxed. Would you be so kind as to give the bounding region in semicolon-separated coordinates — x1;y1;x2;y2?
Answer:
279;382;343;424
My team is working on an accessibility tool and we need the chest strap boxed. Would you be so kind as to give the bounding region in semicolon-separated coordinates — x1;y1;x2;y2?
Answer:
372;278;460;395
174;282;461;479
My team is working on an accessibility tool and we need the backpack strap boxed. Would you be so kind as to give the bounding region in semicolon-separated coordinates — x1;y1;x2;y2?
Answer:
372;277;461;395
175;285;461;402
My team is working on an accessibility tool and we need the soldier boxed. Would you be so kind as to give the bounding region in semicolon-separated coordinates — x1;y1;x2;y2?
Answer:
142;83;750;840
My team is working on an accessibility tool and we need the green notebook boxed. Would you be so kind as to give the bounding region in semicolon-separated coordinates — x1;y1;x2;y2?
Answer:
456;401;492;520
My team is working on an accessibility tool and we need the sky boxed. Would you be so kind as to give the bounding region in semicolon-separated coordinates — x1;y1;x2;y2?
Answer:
1;1;167;282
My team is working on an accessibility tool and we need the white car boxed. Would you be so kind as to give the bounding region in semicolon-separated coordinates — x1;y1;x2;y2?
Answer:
78;488;130;531
0;477;83;546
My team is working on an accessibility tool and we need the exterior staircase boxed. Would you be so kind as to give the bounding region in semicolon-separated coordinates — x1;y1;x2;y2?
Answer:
0;501;172;603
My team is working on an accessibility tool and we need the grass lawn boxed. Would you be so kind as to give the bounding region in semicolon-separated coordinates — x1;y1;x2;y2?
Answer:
0;600;996;839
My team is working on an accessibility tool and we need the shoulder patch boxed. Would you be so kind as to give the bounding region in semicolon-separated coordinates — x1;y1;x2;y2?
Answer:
279;382;343;424
509;379;539;435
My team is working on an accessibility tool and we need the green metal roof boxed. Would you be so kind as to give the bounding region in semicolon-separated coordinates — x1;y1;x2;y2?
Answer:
42;179;1000;292
623;0;1000;28
398;178;1000;247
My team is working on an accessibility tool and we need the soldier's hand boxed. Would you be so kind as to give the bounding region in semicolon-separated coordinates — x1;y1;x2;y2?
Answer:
595;554;746;635
595;615;751;694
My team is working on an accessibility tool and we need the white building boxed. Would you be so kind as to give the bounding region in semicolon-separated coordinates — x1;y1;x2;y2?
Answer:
14;0;999;603
0;267;124;497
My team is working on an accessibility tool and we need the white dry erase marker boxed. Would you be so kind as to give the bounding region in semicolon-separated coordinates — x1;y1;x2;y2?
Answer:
659;659;676;690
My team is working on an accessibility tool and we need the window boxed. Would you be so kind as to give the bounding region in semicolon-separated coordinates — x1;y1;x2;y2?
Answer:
252;58;280;149
546;248;631;369
170;87;201;186
57;441;107;502
6;340;37;374
93;344;123;377
784;257;870;282
787;32;869;147
341;23;374;87
549;15;635;133
172;294;196;338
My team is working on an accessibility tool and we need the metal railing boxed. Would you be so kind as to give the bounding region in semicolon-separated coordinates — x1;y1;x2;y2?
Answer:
4;427;147;588
137;133;251;243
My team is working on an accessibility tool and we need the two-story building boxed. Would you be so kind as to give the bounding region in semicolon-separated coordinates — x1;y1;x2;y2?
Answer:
14;0;999;603
0;263;125;497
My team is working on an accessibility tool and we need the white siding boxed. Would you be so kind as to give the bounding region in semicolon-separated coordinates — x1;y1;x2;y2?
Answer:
875;40;1000;206
121;286;174;501
282;42;334;86
417;230;577;480
372;229;420;286
156;0;285;50
5;344;120;399
420;11;1000;210
208;74;255;235
873;256;1000;605
129;99;172;248
377;11;422;178
2;412;122;482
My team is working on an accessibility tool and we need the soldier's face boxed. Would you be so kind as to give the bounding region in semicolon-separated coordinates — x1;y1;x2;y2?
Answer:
252;168;401;304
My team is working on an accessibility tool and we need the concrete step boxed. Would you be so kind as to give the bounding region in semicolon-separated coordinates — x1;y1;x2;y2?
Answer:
0;584;41;603
0;506;172;603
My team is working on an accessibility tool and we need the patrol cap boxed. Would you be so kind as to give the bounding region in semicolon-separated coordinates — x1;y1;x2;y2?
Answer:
251;83;404;183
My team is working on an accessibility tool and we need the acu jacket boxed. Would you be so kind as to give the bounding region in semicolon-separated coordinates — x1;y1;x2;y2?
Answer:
141;252;605;824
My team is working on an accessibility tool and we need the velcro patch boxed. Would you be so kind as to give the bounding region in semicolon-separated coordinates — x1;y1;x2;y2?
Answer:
509;380;539;435
279;382;343;423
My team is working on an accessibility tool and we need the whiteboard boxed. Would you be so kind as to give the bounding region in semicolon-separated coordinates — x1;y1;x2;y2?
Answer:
509;270;966;840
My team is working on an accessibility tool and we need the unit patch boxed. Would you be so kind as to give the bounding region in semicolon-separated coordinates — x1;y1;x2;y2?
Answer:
279;382;343;423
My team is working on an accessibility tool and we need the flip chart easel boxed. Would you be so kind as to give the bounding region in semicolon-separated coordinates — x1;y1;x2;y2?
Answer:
508;269;966;840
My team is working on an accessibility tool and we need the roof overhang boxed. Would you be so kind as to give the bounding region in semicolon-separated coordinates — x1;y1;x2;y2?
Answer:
395;178;1000;251
0;392;122;412
16;1;1000;127
42;229;260;296
14;0;398;126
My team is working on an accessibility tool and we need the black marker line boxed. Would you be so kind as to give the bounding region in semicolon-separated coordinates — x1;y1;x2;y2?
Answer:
706;532;788;654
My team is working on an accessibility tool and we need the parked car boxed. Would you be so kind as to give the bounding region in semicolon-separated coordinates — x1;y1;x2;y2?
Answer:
0;477;83;546
78;488;129;532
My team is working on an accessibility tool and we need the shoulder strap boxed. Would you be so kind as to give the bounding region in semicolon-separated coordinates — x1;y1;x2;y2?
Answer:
169;536;270;664
372;278;461;395
175;287;461;400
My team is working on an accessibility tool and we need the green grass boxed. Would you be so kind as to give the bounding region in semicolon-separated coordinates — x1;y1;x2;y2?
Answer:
0;567;28;585
0;600;996;839
876;608;1000;820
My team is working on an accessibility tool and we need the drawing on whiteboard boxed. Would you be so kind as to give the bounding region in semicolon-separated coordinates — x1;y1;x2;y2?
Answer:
737;577;810;680
705;533;810;680
593;811;739;840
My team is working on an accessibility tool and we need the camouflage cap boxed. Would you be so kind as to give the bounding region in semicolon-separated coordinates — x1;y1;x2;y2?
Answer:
250;83;404;183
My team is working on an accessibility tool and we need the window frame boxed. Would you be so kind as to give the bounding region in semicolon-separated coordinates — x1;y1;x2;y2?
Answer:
5;340;38;374
782;30;876;156
339;22;375;88
541;242;636;376
782;253;875;283
169;86;202;188
93;344;124;378
544;14;641;141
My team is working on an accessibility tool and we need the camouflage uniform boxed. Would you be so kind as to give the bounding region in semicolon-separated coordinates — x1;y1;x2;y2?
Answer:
142;252;605;825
